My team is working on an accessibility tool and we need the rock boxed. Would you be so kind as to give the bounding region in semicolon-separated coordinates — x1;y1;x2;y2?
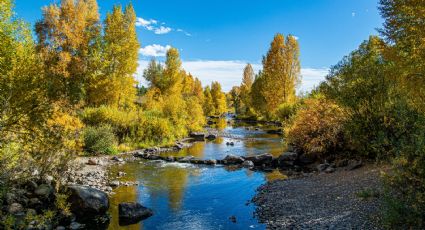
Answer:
244;153;274;166
222;155;244;165
165;156;175;162
34;184;53;198
26;209;37;216
29;198;42;208
178;156;194;163
189;132;206;141
347;160;363;171
317;163;330;172
335;159;349;168
67;186;109;220
325;167;336;173
242;160;255;168
147;154;161;160
87;159;98;165
206;134;217;140
229;215;237;223
278;152;298;162
174;143;184;150
111;156;124;162
225;141;235;146
117;171;126;177
145;147;160;153
118;202;153;226
24;180;38;192
205;159;217;165
69;222;84;230
8;203;23;214
109;181;120;188
56;226;66;230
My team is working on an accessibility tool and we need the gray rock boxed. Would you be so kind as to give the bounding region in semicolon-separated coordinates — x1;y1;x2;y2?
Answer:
69;222;84;230
325;167;336;173
34;184;53;198
56;226;66;230
178;156;194;163
8;203;23;214
242;160;255;168
67;186;109;219
119;202;153;226
5;192;16;205
111;156;124;162
244;153;274;166
317;163;330;172
223;155;244;165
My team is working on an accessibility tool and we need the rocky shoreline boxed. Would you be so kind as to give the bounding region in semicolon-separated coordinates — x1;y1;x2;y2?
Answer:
252;164;385;229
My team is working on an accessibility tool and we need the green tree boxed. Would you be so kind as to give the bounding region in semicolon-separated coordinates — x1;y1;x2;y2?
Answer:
239;63;254;115
203;86;215;116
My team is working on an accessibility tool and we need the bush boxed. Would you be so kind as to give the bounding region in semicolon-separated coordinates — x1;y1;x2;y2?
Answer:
284;96;349;160
83;125;116;155
80;106;137;141
276;102;298;121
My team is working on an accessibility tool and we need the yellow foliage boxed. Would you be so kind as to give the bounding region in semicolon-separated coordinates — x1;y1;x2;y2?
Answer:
285;96;348;159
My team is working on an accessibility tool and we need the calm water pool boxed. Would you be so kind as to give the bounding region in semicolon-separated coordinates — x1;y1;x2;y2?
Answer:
107;119;286;230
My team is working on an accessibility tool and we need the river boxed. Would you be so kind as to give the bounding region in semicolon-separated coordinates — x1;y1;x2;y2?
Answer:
107;118;287;230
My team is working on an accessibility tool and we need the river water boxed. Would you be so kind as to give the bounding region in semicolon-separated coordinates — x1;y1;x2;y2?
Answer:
107;119;286;230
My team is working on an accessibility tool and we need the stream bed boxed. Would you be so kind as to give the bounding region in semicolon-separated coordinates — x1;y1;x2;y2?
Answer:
107;119;287;230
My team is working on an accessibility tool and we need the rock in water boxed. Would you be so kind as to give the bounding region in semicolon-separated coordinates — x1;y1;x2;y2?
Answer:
118;202;153;226
222;155;244;165
244;153;273;166
67;186;109;220
189;132;206;141
242;160;255;168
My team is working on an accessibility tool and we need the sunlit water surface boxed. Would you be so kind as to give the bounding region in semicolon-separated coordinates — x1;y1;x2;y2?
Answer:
107;119;286;230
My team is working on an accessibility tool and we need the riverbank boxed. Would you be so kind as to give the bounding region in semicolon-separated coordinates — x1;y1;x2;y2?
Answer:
252;164;386;229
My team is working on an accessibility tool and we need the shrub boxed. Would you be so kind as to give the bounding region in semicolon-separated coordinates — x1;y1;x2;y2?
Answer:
83;125;116;155
80;106;137;141
276;102;298;121
284;96;349;159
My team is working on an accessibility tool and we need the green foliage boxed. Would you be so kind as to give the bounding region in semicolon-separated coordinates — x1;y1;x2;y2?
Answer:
276;102;298;121
356;188;380;200
83;125;117;155
81;105;137;141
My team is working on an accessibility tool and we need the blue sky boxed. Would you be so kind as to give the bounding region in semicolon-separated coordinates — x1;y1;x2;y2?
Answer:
14;0;383;91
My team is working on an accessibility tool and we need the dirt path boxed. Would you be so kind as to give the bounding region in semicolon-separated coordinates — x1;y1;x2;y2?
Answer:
252;165;385;229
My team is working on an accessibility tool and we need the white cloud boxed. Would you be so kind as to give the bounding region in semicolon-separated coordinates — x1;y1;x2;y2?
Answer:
136;59;329;93
136;17;190;36
154;26;172;34
139;44;171;57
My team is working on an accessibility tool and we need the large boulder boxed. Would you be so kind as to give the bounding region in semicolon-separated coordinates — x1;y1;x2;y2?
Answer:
244;153;274;166
189;132;205;141
67;186;109;219
222;155;244;165
118;202;153;226
277;152;298;168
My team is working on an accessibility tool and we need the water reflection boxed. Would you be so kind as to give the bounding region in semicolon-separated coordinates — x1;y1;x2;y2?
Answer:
108;119;286;230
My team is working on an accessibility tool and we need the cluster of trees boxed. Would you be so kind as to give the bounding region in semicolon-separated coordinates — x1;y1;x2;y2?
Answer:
230;34;301;120
0;0;228;204
283;0;425;228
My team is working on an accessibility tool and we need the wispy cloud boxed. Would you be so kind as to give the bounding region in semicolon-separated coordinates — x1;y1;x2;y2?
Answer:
136;60;329;92
139;44;171;57
136;17;191;36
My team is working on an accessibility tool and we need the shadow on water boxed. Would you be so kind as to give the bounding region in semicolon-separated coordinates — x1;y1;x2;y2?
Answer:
107;118;286;230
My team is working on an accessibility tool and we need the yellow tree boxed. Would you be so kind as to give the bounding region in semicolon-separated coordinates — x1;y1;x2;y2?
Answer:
261;34;300;117
102;4;139;108
211;81;227;115
203;86;215;116
35;0;101;105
